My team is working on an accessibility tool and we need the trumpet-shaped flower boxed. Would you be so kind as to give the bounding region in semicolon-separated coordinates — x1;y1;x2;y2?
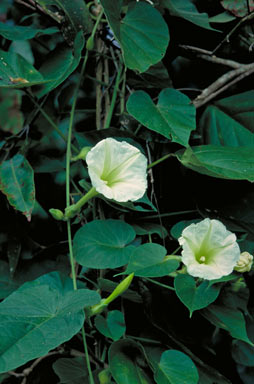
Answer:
86;138;147;202
178;218;241;280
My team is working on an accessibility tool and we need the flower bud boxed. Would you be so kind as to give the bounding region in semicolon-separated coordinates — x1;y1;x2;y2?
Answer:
49;208;64;221
234;252;253;273
71;146;91;162
86;36;94;51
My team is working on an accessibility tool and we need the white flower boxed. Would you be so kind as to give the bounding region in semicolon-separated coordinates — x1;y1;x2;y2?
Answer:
178;218;241;280
234;252;253;273
86;138;147;202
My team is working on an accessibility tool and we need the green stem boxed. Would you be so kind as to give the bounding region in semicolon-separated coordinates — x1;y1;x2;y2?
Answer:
81;327;95;384
65;49;95;384
148;153;174;169
67;220;77;290
73;187;98;212
65;187;98;219
27;91;79;154
144;277;175;291
104;63;123;128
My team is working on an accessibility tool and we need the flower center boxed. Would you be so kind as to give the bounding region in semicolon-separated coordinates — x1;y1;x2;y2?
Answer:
199;256;206;263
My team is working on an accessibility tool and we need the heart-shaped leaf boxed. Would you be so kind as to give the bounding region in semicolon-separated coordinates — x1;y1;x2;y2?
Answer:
0;272;100;373
120;2;169;72
154;349;199;384
109;339;153;383
73;219;136;269
95;310;126;341
101;1;169;73
174;274;221;316
127;89;196;146
125;243;179;277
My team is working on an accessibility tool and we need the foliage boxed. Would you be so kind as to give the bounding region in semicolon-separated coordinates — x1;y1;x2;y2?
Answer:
0;0;254;383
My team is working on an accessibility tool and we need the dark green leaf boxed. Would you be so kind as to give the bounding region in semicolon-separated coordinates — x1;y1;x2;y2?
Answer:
174;275;221;316
0;256;70;300
0;22;58;40
232;340;254;367
73;219;136;269
0;154;35;221
35;0;93;43
127;89;196;146
154;349;199;384
133;223;168;239
161;0;219;31
101;1;169;73
125;243;179;277
119;2;169;72
109;339;153;384
202;304;253;345
0;49;45;88
35;32;84;98
200;91;254;146
95;310;126;341
100;0;122;40
53;357;89;384
0;272;100;373
209;11;236;23
177;145;254;181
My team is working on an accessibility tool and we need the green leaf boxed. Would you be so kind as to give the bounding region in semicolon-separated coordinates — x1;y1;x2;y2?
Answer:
73;219;136;269
9;40;34;64
35;32;84;98
202;304;253;345
232;340;254;367
209;11;236;23
35;0;93;43
161;0;219;31
0;256;70;300
174;275;221;316
154;349;199;384
133;223;168;239
0;49;45;88
0;88;24;134
0;271;100;373
127;89;196;146
95;310;126;341
101;1;169;73
0;154;35;221
0;22;58;40
199;91;254;146
176;145;254;181
119;2;170;73
53;357;89;384
109;339;153;384
100;0;122;40
125;243;179;277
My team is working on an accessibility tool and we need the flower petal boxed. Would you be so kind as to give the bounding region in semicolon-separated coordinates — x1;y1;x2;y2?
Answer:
86;138;147;202
178;218;241;280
